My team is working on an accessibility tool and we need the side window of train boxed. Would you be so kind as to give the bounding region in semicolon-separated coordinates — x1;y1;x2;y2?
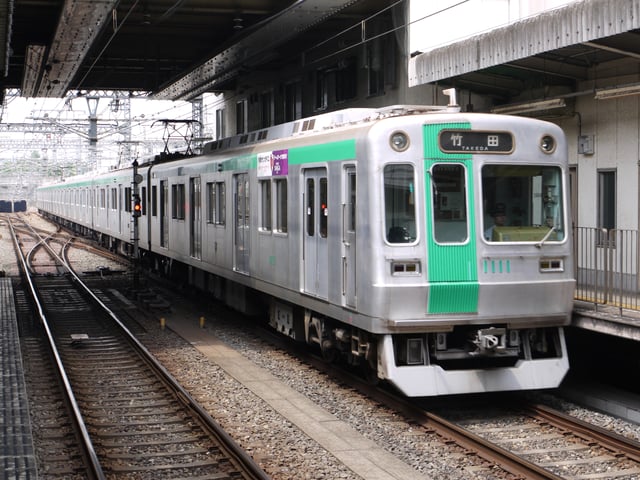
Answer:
124;187;132;213
171;183;186;220
306;178;315;236
259;179;272;232
206;181;226;225
319;178;328;238
384;164;416;243
151;185;158;216
141;186;147;215
431;164;468;244
347;170;356;232
274;178;287;233
111;187;118;210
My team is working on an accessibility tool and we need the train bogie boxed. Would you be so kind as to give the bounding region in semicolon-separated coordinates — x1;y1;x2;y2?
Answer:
36;98;575;396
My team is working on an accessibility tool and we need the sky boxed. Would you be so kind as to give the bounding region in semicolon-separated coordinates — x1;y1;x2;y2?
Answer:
409;0;576;53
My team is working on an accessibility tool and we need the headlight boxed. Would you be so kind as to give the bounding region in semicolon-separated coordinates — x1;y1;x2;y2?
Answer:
390;131;410;152
540;135;556;153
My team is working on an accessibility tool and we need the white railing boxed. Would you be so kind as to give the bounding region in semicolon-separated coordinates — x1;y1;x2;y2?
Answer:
574;227;640;312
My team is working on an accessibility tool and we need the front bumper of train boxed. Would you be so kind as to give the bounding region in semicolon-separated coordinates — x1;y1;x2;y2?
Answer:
378;328;569;397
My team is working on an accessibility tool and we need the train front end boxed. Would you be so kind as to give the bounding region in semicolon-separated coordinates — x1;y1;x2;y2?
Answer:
375;112;574;396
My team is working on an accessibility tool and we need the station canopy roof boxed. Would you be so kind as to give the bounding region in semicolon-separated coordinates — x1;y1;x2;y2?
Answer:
0;0;391;100
1;0;639;106
410;0;640;110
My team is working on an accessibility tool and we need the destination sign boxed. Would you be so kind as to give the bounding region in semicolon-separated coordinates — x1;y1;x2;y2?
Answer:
439;130;514;154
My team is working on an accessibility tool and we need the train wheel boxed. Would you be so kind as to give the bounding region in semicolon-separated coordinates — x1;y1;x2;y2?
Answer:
360;359;379;386
321;339;339;363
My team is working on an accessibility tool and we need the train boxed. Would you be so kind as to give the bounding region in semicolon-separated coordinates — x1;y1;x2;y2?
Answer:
0;199;27;212
36;91;575;396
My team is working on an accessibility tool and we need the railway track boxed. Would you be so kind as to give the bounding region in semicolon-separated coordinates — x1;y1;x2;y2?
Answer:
236;314;640;480
440;398;640;480
9;215;270;480
11;212;639;479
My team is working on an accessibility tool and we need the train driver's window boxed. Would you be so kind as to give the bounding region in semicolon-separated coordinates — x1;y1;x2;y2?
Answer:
384;164;416;243
482;165;564;242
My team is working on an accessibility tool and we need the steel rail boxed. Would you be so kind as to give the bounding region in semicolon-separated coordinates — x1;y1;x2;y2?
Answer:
21;215;271;480
8;216;107;480
336;378;566;480
527;402;640;463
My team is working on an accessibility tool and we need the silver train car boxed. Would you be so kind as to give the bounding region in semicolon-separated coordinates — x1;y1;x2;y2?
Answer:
37;97;575;397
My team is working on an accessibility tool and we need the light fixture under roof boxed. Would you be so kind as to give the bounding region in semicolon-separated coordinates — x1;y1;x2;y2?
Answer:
491;98;566;115
594;83;640;100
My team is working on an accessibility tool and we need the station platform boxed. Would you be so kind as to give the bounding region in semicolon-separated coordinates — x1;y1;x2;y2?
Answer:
0;277;38;479
572;300;640;342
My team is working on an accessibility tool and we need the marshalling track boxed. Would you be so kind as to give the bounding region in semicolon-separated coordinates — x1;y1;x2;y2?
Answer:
8;214;270;480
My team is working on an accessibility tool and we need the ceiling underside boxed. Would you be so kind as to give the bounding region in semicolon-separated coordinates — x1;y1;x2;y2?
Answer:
1;0;639;103
2;0;390;100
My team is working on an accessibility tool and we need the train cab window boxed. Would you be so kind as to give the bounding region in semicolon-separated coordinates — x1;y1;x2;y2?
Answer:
384;164;416;243
482;165;565;243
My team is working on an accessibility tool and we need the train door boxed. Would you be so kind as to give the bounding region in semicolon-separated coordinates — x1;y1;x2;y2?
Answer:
190;177;201;259
426;160;478;313
160;180;168;248
234;173;250;274
343;166;357;308
422;124;479;314
303;168;329;299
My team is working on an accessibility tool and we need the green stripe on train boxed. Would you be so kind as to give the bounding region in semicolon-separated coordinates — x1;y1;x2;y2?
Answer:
423;123;479;314
217;139;357;171
288;139;356;164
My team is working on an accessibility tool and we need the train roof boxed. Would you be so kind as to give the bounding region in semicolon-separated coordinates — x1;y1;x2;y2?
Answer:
202;101;461;156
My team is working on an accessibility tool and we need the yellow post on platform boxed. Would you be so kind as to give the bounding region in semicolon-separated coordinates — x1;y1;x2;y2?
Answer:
160;317;166;330
199;316;205;328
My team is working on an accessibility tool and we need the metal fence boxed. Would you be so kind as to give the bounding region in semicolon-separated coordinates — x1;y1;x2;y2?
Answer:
574;227;640;312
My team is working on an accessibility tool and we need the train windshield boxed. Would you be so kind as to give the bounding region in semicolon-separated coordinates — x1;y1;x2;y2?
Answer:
482;165;564;243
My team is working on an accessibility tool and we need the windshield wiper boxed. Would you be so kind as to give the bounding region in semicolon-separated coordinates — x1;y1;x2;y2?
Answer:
535;226;556;248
